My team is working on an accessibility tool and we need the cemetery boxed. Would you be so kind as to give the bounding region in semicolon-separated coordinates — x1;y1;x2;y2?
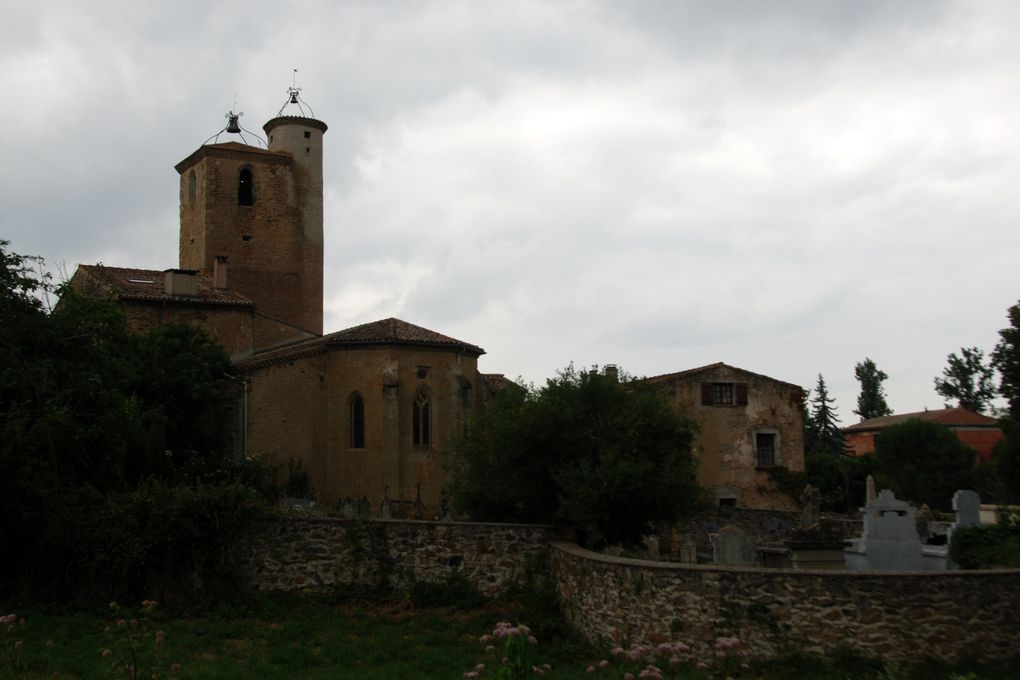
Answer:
237;481;1020;663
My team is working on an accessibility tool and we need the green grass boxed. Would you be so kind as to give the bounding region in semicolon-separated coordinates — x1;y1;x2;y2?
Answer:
1;594;1017;679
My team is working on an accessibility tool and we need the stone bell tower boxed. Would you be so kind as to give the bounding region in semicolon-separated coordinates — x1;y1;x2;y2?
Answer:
175;93;327;336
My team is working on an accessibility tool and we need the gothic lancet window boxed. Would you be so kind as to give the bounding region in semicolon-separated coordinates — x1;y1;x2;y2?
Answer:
350;395;365;449
238;168;254;206
413;391;431;447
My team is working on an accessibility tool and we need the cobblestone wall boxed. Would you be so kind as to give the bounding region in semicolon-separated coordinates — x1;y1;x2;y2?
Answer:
549;541;1020;662
242;518;553;597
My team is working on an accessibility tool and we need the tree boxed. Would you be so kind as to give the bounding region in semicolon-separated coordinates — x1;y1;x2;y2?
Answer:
873;419;975;510
933;347;996;414
0;242;255;601
992;300;1020;417
805;374;844;456
991;300;1020;503
450;365;701;548
853;358;892;421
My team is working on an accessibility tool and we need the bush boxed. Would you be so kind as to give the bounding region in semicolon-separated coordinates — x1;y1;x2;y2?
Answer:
451;365;701;548
949;515;1020;569
874;419;975;510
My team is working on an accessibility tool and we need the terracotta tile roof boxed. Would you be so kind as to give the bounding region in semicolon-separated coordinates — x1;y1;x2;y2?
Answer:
235;317;484;371
481;373;519;392
325;318;484;356
844;407;1001;432
74;265;253;306
643;362;803;392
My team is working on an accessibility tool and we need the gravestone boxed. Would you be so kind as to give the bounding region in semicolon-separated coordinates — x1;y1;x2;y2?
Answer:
678;536;698;563
357;496;371;519
953;490;981;528
865;475;877;504
800;484;821;527
765;515;792;540
380;497;392;519
856;489;924;570
340;497;355;520
713;525;757;566
948;490;982;546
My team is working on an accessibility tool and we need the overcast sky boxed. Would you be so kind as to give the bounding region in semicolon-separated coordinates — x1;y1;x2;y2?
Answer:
3;0;1018;420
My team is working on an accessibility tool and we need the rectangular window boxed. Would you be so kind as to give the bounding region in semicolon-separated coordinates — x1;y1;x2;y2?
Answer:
755;433;776;468
701;382;749;406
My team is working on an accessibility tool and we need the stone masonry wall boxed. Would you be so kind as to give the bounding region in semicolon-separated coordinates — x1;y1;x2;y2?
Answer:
549;541;1020;662
243;518;553;598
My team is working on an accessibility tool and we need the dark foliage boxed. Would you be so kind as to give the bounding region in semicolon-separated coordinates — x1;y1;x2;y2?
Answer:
934;346;996;414
949;514;1020;569
992;300;1020;417
805;374;845;456
853;358;892;422
804;450;876;513
874;419;975;510
0;241;265;603
450;365;702;548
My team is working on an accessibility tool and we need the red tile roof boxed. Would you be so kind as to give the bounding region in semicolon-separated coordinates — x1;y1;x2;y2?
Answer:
235;317;484;370
325;317;484;355
844;407;1001;432
73;265;253;306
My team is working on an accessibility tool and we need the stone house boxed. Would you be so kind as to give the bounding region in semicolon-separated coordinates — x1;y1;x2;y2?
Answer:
645;363;806;511
843;406;1003;462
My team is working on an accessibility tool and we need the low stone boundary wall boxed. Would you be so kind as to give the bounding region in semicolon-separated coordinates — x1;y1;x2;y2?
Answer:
549;541;1020;662
242;518;553;597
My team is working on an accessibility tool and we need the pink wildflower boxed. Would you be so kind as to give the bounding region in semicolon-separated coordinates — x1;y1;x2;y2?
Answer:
475;664;485;671
528;635;538;645
463;673;479;679
598;659;610;668
669;655;680;670
586;665;595;673
101;649;113;657
485;645;495;653
611;646;625;657
624;675;634;680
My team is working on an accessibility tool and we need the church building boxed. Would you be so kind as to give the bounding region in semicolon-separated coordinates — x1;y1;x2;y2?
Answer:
71;94;487;513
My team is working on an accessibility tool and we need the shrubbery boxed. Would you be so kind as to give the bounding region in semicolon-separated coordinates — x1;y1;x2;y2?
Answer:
0;242;269;604
949;514;1020;569
450;365;702;549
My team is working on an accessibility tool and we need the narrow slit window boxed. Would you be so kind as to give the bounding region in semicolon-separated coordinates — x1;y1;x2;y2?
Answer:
413;391;431;447
238;168;254;206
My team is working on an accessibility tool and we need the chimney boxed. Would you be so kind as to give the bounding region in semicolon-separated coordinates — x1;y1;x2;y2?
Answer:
213;255;228;289
605;364;619;383
163;269;198;297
